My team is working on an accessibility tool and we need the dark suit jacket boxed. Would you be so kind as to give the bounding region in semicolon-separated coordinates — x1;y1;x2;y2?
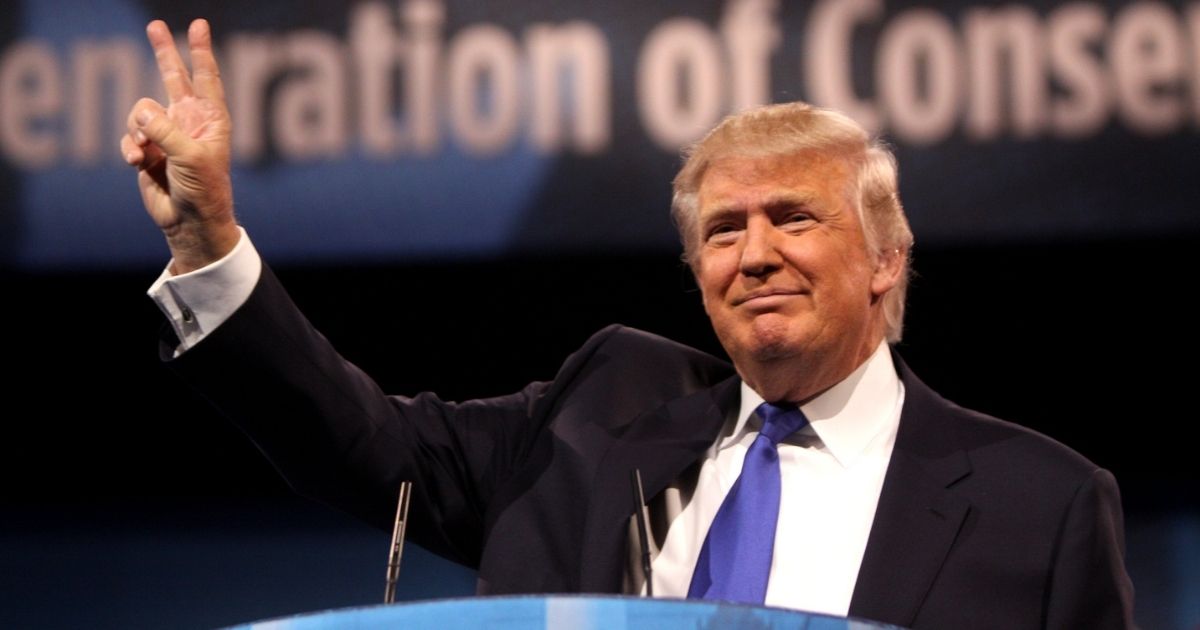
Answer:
166;265;1134;629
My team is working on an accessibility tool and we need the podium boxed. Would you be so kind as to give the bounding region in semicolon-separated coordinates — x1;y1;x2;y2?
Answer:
229;596;903;629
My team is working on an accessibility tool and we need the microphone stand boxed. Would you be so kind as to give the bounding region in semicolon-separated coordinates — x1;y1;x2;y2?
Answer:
630;469;654;597
383;481;413;604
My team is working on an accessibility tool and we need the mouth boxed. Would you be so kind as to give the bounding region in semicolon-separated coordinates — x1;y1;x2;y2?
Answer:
733;288;804;307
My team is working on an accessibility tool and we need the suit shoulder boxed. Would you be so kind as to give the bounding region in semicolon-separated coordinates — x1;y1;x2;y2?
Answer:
958;404;1102;479
538;324;734;420
576;324;734;388
585;324;731;376
898;361;1104;489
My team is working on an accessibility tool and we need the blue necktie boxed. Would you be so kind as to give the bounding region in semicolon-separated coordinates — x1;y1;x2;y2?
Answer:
687;401;810;603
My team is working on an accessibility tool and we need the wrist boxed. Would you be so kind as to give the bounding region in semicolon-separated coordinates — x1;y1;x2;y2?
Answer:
165;217;241;274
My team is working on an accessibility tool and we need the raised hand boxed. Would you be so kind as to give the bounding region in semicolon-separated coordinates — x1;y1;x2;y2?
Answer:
121;19;238;274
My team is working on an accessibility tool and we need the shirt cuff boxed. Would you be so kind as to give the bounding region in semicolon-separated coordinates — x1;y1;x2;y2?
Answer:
147;226;262;354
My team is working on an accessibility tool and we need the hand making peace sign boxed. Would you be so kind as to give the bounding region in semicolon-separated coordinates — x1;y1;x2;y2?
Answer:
121;19;239;274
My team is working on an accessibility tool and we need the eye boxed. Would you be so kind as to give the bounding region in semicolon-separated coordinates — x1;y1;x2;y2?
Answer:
705;223;741;246
779;212;814;231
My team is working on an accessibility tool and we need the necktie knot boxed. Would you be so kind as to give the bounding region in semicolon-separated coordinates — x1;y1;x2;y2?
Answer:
755;402;809;445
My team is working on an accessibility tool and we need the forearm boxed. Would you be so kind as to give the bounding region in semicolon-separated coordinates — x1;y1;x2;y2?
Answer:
160;263;542;566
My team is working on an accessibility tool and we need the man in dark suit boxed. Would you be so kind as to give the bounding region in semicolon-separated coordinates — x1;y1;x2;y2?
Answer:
122;18;1134;628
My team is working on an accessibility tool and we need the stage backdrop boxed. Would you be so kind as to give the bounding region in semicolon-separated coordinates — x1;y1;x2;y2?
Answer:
2;0;1198;268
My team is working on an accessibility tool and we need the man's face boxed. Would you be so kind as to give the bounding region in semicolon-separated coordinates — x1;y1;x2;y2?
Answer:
694;150;897;398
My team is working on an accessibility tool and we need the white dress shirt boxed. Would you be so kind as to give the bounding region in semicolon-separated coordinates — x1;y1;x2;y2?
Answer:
648;342;903;615
147;227;260;355
150;230;904;615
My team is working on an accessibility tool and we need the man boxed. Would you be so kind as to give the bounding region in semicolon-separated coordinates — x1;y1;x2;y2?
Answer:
122;19;1134;628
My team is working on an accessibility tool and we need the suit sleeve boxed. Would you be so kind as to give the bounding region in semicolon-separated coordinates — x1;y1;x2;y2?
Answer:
161;264;564;568
1042;468;1136;629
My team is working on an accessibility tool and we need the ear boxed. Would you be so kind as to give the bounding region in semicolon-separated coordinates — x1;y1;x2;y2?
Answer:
870;246;905;298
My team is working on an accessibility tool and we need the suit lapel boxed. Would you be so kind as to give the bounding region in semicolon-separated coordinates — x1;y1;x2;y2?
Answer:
848;357;972;627
577;376;740;592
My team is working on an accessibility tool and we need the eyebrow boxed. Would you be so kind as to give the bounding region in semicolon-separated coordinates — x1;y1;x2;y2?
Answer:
700;190;822;222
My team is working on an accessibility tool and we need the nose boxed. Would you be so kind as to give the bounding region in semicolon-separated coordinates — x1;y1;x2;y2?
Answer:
739;217;783;278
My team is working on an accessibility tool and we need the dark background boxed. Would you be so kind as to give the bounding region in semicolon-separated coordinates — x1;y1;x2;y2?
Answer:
1;0;1198;625
2;235;1198;628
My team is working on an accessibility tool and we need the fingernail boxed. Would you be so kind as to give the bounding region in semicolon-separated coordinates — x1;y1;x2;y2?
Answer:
125;151;138;164
135;130;147;144
136;110;151;126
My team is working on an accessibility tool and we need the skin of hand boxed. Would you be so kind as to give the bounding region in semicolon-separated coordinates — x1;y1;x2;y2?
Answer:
121;19;239;275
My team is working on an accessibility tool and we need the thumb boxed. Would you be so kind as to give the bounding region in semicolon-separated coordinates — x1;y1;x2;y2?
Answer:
136;109;194;158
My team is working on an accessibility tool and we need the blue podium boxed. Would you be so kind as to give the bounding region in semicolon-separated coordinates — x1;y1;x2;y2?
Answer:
230;596;902;629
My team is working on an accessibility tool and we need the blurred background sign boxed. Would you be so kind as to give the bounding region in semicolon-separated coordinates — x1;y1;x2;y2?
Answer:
3;0;1198;268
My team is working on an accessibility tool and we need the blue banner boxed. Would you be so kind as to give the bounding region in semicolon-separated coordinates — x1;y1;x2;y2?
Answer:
3;0;1198;268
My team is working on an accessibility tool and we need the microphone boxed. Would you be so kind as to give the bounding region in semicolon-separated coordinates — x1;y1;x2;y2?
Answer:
630;469;654;597
383;480;413;604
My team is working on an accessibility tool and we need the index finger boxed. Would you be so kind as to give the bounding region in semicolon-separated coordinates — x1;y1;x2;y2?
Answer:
187;19;225;102
147;20;193;103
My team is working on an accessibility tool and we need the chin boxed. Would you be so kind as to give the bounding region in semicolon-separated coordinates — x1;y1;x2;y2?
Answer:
744;316;808;356
744;341;800;363
738;332;808;364
714;313;815;366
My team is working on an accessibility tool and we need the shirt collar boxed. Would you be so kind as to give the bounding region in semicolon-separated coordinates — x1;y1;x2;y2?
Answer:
732;341;904;468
